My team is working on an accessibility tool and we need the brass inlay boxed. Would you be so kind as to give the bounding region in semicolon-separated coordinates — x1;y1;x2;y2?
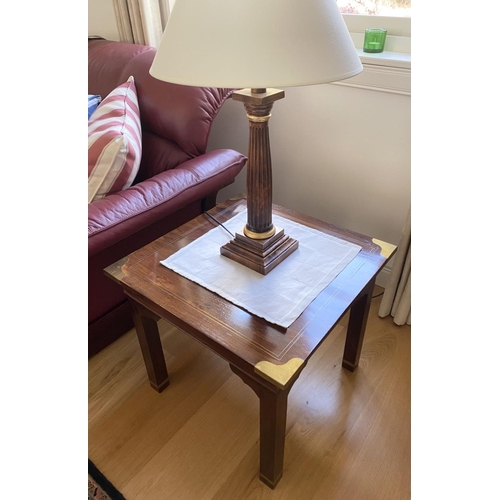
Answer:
246;113;272;123
372;238;397;258
255;358;305;389
244;225;276;240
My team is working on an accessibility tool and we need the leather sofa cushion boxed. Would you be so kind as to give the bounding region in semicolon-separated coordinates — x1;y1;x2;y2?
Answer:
88;39;233;169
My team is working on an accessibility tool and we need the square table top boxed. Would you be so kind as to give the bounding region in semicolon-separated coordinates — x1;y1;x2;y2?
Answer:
105;198;396;389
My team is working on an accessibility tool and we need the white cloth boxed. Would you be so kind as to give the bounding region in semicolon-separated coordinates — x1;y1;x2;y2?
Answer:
161;211;362;328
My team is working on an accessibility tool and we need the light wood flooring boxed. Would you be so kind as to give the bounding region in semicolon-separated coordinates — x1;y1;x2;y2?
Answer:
88;287;410;499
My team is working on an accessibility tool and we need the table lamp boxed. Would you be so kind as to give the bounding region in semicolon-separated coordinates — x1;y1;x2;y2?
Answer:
150;0;362;275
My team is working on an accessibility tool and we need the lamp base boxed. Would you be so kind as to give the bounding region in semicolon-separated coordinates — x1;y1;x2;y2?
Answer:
221;226;298;275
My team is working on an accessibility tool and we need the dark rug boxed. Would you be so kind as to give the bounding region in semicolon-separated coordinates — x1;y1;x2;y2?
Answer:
88;459;126;500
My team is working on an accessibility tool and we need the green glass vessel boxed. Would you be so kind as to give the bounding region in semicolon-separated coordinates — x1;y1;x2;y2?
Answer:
363;29;387;53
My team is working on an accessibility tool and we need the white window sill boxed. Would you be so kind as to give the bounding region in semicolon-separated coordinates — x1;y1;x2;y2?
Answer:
332;38;411;96
358;49;411;70
350;32;411;69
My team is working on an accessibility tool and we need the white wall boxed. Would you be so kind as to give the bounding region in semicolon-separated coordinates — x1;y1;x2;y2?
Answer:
209;84;410;252
88;0;120;41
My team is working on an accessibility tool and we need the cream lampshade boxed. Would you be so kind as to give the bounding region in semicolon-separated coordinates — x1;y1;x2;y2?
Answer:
150;0;362;274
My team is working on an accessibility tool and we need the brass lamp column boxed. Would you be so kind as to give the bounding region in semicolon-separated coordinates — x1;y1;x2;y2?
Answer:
220;88;298;275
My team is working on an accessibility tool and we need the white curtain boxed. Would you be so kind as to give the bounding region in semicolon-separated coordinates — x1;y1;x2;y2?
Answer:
379;207;411;326
113;0;169;48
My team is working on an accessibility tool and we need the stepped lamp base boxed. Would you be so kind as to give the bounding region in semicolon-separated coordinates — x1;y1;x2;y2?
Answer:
221;226;298;275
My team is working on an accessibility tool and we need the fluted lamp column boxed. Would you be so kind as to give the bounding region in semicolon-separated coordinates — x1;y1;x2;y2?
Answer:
150;0;363;274
219;88;298;274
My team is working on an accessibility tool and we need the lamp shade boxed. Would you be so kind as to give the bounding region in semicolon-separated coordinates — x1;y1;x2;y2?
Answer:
150;0;362;88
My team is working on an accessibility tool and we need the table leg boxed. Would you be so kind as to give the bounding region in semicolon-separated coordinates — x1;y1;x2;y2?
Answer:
130;299;169;392
230;364;294;489
342;278;376;372
259;386;289;488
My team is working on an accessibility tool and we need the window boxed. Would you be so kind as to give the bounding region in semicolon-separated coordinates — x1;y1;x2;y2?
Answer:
337;0;410;17
342;14;411;39
335;4;411;94
337;0;411;40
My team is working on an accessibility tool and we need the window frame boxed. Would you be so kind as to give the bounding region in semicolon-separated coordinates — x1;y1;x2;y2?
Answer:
342;14;411;39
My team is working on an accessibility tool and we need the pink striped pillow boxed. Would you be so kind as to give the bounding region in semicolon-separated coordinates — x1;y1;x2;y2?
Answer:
88;76;142;203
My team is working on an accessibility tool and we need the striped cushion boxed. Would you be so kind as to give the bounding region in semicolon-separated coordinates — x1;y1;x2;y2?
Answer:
88;76;142;203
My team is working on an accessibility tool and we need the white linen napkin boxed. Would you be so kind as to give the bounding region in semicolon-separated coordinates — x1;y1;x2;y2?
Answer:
161;211;361;328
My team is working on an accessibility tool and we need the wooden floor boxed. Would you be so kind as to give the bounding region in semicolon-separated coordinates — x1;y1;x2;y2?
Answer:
88;287;410;499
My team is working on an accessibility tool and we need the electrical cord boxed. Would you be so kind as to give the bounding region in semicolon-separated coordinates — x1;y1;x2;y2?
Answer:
204;211;235;237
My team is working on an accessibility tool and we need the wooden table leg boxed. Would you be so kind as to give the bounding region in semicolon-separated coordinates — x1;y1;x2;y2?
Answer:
259;386;289;488
230;364;294;489
130;299;169;392
342;278;376;372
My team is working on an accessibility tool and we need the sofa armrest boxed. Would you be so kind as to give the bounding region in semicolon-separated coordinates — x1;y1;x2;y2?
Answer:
88;149;246;257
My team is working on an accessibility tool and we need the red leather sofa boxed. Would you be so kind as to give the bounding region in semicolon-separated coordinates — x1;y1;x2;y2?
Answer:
88;38;246;357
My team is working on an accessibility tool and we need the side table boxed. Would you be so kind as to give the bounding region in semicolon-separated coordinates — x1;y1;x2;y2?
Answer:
104;197;396;488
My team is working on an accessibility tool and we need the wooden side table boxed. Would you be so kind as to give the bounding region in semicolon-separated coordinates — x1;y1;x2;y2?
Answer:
104;198;396;489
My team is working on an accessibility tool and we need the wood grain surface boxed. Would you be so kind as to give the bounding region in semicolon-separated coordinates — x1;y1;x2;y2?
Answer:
88;287;410;499
104;198;395;382
99;197;400;489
